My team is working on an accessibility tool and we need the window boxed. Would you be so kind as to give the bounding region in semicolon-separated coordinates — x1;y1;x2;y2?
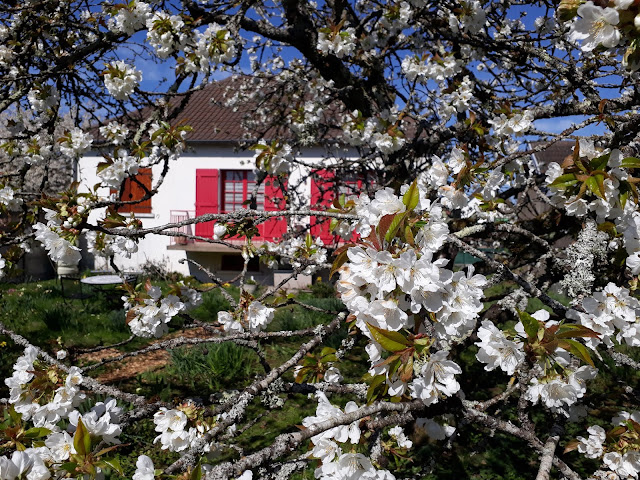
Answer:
113;168;152;214
222;170;265;212
338;173;369;197
221;255;260;271
195;168;287;241
310;170;376;243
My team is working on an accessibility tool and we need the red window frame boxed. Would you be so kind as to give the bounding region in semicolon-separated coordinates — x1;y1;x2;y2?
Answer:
112;167;152;214
311;170;376;244
195;169;287;241
221;170;265;212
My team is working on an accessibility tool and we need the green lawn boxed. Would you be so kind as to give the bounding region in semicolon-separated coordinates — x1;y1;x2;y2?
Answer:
2;278;640;480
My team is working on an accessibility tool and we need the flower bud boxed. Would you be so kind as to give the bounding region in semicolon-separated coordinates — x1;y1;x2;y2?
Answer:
557;0;582;22
635;14;640;31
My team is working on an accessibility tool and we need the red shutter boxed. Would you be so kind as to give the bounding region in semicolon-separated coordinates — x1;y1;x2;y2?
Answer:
260;175;287;241
195;169;219;239
111;168;152;214
310;170;337;245
129;168;152;213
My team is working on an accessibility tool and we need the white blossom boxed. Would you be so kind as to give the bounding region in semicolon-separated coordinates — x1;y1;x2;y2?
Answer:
103;61;142;100
568;1;620;52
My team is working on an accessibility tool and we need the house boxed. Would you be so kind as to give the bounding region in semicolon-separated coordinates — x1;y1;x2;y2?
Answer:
79;74;577;284
79;77;351;286
516;140;574;221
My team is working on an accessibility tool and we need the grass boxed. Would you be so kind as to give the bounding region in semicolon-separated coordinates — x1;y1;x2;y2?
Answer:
3;277;639;480
0;279;147;388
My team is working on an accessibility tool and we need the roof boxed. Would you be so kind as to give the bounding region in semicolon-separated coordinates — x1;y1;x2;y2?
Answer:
161;75;331;144
168;76;254;143
530;141;574;173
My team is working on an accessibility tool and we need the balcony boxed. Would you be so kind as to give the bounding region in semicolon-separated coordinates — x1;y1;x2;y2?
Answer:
168;210;195;245
167;209;246;252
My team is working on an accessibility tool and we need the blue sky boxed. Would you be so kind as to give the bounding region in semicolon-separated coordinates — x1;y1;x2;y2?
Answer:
126;3;609;138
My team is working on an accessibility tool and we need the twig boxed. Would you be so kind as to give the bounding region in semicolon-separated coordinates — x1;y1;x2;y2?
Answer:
165;314;346;475
535;423;564;480
0;322;149;406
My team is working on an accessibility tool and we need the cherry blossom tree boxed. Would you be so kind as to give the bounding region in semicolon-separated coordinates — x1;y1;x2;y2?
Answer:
4;0;640;479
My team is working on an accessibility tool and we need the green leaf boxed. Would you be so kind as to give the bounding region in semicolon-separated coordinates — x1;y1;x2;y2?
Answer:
384;212;407;244
622;157;640;169
404;225;415;246
60;463;78;474
320;347;337;357
400;355;414;383
586;174;605;199
73;417;91;456
597;221;618;237
190;461;202;480
101;458;123;475
366;323;410;352
559;339;594;367
517;310;540;339
23;427;52;439
8;405;22;425
620;186;630;209
366;374;388;404
388;356;402;377
548;173;578;189
402;179;420;211
589;154;609;172
556;324;600;339
329;248;349;279
377;214;395;241
94;444;123;457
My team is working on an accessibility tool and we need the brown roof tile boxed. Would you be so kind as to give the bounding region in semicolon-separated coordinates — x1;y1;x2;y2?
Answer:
170;76;254;142
530;141;575;172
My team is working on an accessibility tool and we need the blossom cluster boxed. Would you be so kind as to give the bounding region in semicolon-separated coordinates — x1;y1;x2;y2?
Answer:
1;348;129;480
97;152;140;189
99;122;130;146
154;406;199;452
124;282;202;337
568;282;640;349
563;0;640;69
476;310;597;417
33;222;82;266
544;141;630;221
68;399;123;445
252;141;293;174
32;192;93;266
302;393;397;480
145;12;189;59
335;183;485;403
103;61;142;101
218;300;275;333
341;110;406;154
261;234;327;275
401;54;464;84
577;411;640;479
0;186;22;211
58;128;93;158
0;450;51;480
5;347;85;430
27;85;59;113
86;230;139;259
193;23;236;70
317;27;357;59
106;0;151;35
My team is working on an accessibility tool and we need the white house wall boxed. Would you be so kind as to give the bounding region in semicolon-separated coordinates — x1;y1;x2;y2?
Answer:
78;144;338;278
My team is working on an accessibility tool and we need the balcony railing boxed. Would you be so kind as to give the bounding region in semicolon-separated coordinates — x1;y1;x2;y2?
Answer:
169;210;195;245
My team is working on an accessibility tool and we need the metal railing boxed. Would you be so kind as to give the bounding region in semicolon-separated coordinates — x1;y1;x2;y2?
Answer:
169;210;195;245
